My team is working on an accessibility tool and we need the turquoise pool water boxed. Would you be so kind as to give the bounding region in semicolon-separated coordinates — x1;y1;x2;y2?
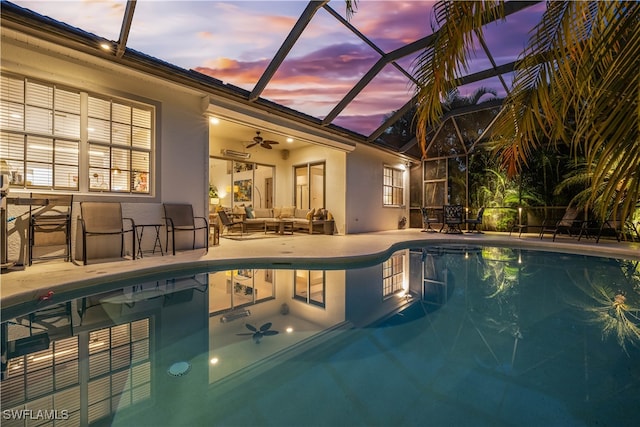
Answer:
2;245;639;426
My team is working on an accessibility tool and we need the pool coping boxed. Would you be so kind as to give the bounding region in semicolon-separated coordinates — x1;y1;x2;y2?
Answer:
1;229;638;321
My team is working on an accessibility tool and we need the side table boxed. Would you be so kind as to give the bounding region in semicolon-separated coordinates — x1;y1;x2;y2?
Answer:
135;224;163;258
210;223;220;246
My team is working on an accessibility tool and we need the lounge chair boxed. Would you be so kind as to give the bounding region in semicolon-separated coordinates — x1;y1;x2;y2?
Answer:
539;206;582;241
465;207;485;233
420;207;439;232
78;202;136;265
594;213;640;243
163;203;209;255
218;210;245;236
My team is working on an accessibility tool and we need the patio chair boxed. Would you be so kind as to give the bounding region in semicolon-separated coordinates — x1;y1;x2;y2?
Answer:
163;203;209;255
539;206;582;241
441;204;464;234
218;209;245;236
78;202;136;265
420;207;439;232
594;212;640;243
465;207;485;233
28;193;73;265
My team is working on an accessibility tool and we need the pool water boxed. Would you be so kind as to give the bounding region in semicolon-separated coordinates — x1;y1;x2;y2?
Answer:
2;245;639;426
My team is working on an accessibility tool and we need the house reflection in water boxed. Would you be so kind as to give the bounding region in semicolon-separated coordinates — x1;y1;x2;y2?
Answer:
0;247;468;425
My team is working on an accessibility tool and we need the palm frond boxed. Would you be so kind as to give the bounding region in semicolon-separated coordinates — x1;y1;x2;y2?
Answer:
345;0;358;20
414;1;504;158
488;1;639;221
491;1;582;171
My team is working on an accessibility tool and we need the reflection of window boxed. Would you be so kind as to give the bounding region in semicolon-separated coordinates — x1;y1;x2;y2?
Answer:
2;335;80;420
0;73;153;194
383;253;404;298
294;270;325;307
1;318;150;425
208;269;275;314
88;319;150;424
383;166;404;206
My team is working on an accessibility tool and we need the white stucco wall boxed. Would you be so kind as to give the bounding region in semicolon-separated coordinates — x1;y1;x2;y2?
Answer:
345;143;409;233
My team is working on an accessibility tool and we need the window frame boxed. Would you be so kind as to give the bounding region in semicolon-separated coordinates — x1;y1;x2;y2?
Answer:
383;165;404;207
382;253;405;299
294;162;326;210
293;270;326;308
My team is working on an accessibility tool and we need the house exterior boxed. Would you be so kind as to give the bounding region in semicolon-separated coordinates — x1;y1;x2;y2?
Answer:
1;4;411;263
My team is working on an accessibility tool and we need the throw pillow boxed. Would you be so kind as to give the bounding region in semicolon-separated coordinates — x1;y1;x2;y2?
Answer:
327;211;334;220
273;207;282;218
233;205;245;215
306;208;315;220
254;208;270;218
245;206;255;219
280;206;295;218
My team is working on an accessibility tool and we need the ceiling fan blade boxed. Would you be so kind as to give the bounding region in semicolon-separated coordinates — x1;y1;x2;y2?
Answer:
245;142;258;149
245;324;257;332
259;322;272;331
262;143;273;149
264;140;279;145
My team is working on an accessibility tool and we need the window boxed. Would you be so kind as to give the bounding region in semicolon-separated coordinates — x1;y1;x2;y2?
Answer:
293;270;325;307
383;166;404;206
382;253;404;298
0;73;153;194
1;76;80;189
88;96;152;193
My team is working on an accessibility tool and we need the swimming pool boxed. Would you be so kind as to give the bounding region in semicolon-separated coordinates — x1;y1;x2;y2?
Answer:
2;245;639;426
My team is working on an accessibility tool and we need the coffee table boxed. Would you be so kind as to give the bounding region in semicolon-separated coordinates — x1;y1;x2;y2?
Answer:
276;220;294;235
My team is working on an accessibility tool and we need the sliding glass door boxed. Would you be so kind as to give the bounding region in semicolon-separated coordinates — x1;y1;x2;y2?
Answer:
209;157;274;210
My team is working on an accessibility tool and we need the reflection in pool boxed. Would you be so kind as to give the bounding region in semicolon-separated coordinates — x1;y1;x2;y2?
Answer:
1;245;639;426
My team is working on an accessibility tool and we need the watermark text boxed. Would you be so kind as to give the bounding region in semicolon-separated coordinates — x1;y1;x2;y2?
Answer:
2;409;69;421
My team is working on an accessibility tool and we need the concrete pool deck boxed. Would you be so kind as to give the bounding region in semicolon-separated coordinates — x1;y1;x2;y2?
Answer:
1;229;639;317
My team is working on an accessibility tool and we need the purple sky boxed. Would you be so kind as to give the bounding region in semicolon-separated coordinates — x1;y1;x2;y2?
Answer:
14;0;545;136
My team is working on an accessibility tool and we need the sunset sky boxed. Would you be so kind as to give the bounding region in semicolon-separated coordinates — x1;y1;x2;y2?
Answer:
13;0;546;136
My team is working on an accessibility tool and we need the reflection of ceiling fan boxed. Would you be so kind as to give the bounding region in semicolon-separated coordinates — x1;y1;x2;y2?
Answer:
246;131;279;149
237;322;279;344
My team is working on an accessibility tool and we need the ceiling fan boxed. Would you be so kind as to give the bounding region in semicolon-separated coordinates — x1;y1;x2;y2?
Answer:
246;131;279;149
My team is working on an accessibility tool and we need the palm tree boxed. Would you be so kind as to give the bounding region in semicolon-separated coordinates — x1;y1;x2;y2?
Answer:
346;1;639;221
